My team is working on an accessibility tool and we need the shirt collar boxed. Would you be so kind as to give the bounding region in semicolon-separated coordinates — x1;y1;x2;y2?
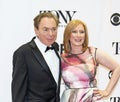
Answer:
34;37;47;53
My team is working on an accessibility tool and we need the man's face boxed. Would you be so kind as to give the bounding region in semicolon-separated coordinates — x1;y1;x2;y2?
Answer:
34;17;58;46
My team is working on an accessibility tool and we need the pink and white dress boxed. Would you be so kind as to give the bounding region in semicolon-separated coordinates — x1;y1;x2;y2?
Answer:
60;47;103;102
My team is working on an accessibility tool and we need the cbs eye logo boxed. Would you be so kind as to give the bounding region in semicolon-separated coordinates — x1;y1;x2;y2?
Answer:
110;13;120;26
108;71;112;79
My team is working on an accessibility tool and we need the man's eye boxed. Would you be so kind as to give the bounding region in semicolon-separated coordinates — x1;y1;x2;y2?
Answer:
43;28;48;31
52;28;57;31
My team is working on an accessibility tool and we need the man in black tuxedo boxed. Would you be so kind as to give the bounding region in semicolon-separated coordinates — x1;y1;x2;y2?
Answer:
11;12;61;102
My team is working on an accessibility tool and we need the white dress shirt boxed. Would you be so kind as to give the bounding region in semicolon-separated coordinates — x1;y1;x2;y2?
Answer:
34;37;59;85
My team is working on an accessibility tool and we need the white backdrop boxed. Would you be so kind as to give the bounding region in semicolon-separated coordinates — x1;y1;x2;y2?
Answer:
0;0;120;102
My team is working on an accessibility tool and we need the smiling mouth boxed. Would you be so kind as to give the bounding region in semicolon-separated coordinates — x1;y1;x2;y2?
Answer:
75;39;82;42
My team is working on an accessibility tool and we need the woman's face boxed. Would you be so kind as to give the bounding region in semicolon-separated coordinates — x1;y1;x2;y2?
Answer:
70;24;85;47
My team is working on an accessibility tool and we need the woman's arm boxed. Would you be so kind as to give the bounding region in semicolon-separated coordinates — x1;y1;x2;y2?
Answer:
94;48;120;98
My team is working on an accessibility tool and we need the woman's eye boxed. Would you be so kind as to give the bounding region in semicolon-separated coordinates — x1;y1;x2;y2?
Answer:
71;30;85;34
71;30;77;33
80;31;85;33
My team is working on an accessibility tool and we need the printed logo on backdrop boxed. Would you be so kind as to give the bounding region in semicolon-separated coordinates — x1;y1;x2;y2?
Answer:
109;42;120;102
112;42;120;55
110;97;120;102
110;13;120;26
108;70;112;79
39;10;77;27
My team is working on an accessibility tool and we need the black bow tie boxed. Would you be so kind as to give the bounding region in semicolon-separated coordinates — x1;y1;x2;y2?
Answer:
45;46;54;52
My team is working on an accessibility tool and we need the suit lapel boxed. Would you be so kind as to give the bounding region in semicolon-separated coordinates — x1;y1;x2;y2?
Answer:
29;37;52;74
52;42;62;98
29;37;61;97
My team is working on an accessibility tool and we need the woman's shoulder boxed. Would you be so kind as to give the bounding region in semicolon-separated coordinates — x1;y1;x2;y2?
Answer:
88;46;98;53
61;52;69;57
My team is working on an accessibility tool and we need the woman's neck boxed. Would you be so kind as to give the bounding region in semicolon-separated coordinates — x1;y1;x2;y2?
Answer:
70;46;84;54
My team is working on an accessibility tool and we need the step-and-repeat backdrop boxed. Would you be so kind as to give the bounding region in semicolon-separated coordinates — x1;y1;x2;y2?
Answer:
0;0;120;102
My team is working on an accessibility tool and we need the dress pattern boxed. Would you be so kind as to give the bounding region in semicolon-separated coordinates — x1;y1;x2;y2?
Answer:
60;47;103;102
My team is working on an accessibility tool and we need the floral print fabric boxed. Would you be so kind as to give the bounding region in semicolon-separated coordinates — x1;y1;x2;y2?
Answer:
60;47;103;102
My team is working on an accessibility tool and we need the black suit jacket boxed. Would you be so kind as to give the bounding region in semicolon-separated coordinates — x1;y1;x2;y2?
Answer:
12;37;61;102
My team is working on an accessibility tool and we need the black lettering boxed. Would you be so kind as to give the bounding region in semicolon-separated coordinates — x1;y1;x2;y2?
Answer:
39;10;77;26
110;97;120;102
112;42;120;55
58;10;77;23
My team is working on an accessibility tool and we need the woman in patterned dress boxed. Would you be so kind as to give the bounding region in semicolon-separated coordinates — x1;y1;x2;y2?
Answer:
60;19;120;102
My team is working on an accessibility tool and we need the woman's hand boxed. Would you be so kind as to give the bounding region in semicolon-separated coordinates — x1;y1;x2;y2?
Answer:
93;89;109;100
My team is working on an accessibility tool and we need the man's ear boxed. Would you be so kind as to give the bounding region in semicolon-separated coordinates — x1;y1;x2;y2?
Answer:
34;27;39;36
